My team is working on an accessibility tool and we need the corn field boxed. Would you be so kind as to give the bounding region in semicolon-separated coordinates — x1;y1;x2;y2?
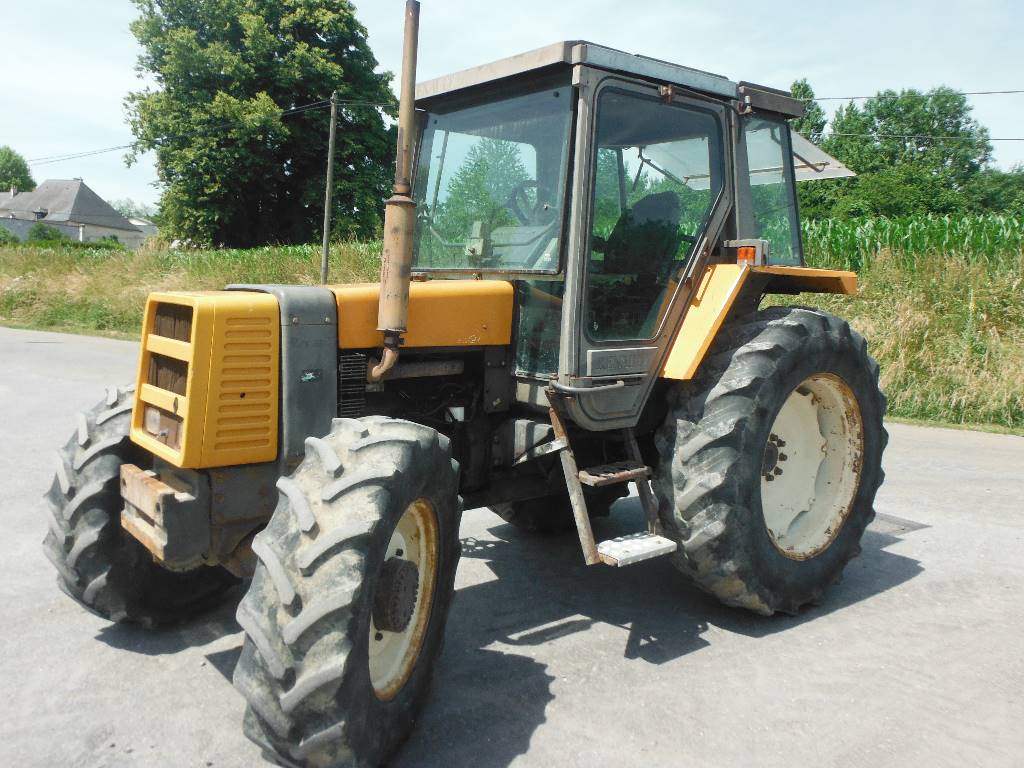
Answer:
803;214;1024;272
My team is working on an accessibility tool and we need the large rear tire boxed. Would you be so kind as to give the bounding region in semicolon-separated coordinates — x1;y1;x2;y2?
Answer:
653;307;887;615
233;416;462;767
42;386;238;626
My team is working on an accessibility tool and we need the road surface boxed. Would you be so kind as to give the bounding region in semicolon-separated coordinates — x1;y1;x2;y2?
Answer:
1;326;1022;768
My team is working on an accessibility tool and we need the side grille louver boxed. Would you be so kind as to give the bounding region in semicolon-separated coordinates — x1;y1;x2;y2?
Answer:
338;353;368;418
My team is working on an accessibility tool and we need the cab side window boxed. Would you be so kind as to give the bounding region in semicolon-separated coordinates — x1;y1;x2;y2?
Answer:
586;90;724;341
744;117;802;264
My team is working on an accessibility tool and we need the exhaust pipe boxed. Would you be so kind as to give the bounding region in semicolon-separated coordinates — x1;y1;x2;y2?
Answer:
370;0;420;383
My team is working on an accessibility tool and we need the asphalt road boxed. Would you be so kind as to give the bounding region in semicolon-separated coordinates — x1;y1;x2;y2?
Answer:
1;325;1022;768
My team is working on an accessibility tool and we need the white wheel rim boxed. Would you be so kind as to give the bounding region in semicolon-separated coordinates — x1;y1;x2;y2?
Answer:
760;374;864;560
368;498;438;700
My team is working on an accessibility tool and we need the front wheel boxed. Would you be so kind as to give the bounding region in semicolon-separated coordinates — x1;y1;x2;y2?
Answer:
43;386;237;626
653;307;887;615
233;416;462;767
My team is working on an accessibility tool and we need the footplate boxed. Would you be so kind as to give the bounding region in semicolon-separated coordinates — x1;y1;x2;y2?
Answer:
597;533;677;566
578;460;650;487
120;463;210;571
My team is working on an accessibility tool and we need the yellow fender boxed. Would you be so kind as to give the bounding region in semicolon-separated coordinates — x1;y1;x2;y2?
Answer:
661;264;856;381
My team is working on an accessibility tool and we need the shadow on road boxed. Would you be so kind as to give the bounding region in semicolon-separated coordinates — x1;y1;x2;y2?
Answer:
397;497;924;767
94;589;242;655
90;497;923;768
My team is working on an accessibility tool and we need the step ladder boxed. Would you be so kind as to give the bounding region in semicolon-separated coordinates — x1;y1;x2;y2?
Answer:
546;389;677;567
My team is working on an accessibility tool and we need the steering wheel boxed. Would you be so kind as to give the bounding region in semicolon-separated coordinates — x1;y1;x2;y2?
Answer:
505;180;550;226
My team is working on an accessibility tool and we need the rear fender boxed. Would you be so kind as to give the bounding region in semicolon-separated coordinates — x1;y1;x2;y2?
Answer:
660;264;856;381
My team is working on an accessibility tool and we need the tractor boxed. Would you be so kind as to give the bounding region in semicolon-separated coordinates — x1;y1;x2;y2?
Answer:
43;4;885;766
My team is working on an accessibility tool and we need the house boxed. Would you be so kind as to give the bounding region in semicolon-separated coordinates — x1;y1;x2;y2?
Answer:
0;179;147;249
129;217;159;238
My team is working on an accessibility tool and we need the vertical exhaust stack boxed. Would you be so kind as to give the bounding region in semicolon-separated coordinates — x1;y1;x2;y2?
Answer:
370;0;420;383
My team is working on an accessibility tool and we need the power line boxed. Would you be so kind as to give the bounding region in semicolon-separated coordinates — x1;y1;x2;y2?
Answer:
25;97;390;167
814;88;1024;102
28;144;136;165
827;132;1024;142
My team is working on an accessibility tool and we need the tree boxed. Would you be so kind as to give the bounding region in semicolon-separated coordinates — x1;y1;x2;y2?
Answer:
829;163;969;218
126;0;395;247
963;166;1024;215
27;222;68;242
0;146;35;193
108;198;158;220
434;138;529;241
799;86;994;219
790;79;826;143
823;87;991;186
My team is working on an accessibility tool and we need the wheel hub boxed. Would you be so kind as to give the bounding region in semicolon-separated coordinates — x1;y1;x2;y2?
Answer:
761;433;788;480
760;375;864;560
373;557;420;633
368;498;439;701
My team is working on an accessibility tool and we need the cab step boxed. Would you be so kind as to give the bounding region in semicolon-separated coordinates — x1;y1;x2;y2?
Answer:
578;460;650;487
597;533;677;566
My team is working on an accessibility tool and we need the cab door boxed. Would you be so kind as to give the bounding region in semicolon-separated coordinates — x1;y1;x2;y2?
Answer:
558;70;733;430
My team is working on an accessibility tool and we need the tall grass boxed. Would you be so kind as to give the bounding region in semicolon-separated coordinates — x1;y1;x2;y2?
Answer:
0;240;381;334
1;216;1022;429
791;214;1024;429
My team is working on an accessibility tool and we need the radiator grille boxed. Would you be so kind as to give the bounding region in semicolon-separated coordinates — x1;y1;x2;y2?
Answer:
338;353;367;418
133;291;279;468
153;303;193;342
147;353;188;395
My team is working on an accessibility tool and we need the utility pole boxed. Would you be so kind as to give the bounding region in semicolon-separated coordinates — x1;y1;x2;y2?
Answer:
320;90;339;284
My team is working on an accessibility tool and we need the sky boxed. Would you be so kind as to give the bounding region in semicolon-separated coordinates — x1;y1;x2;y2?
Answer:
2;0;1022;208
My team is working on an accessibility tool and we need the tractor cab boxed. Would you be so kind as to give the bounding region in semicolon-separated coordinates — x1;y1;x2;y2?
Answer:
408;42;850;430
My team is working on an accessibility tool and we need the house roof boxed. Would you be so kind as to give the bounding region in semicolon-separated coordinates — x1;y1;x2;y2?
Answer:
0;179;140;232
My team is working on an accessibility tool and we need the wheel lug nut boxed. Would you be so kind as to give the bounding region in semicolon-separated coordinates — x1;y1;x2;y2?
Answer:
774;467;783;476
395;549;404;557
778;453;787;461
375;632;383;641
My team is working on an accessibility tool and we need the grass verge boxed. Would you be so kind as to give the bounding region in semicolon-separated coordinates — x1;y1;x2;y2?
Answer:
2;236;1021;431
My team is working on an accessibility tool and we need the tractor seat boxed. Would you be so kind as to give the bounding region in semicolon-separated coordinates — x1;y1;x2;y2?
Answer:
601;191;683;277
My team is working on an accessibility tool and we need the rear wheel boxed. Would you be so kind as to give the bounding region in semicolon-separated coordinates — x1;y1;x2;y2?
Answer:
653;307;887;615
42;386;237;626
233;416;462;767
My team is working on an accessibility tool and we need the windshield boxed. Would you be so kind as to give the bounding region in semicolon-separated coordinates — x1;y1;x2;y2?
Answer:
412;78;574;272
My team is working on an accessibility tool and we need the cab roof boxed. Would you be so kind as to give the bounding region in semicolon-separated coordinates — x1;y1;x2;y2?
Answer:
415;41;803;118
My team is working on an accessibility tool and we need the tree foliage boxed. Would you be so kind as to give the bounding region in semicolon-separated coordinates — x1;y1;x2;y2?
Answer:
126;0;395;246
0;146;35;193
823;88;991;184
964;166;1024;216
434;139;529;240
794;83;1007;219
789;79;826;143
109;198;158;220
27;222;68;242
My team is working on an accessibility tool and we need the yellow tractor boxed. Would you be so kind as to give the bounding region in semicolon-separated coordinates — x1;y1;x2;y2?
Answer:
44;5;885;766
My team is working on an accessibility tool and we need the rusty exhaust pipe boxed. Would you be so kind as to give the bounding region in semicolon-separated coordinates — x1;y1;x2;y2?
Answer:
370;0;420;383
